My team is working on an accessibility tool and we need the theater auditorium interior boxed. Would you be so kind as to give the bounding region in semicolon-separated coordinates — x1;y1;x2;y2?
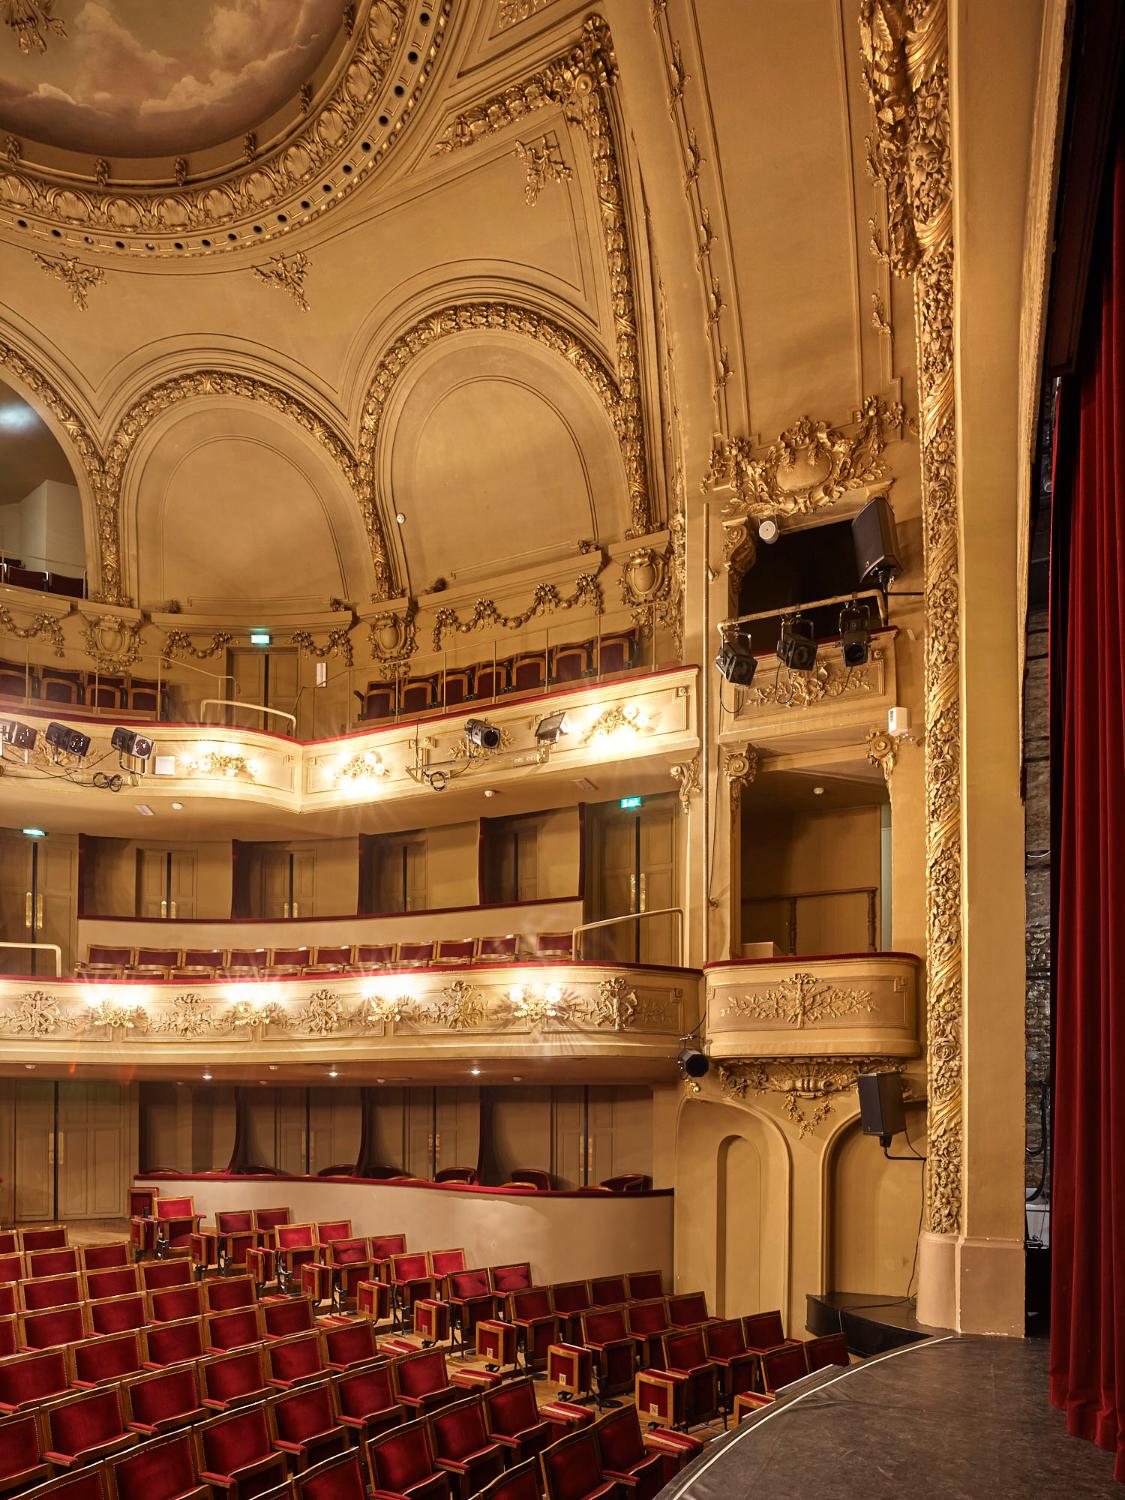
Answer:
0;0;1121;1495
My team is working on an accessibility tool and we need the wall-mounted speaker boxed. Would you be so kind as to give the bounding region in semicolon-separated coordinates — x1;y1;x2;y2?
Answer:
857;1071;906;1147
852;495;902;587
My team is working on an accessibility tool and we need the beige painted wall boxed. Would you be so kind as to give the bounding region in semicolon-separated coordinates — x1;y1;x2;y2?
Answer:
84;837;233;920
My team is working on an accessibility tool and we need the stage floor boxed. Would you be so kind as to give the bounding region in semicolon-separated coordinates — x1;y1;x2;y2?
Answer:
661;1335;1118;1499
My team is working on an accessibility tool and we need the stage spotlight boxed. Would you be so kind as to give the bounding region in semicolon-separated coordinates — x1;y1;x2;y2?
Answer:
0;718;36;751
839;600;872;667
45;721;91;759
465;718;501;751
777;615;817;672
677;1047;710;1080
535;711;569;745
111;727;155;760
715;629;757;687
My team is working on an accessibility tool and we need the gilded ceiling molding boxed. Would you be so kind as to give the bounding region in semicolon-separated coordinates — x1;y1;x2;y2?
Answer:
515;135;573;206
431;18;653;536
3;0;65;55
860;0;962;1237
430;572;603;651
252;253;311;312
0;605;65;656
724;743;758;819
720;1056;897;1138
496;0;554;30
32;252;105;311
0;1;451;257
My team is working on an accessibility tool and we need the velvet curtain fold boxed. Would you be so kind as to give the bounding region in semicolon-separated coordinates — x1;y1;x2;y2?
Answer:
1049;133;1125;1484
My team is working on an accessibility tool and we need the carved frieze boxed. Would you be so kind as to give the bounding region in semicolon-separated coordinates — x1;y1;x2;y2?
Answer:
720;1056;897;1137
717;973;874;1028
431;573;603;652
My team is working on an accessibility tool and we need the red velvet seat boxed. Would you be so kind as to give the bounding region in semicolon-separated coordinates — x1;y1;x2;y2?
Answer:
0;1409;50;1492
508;1289;559;1372
804;1332;849;1372
661;1329;722;1426
322;1239;375;1310
0;1321;15;1361
625;1272;663;1302
22;1469;113;1500
272;1379;348;1470
198;1404;288;1499
509;1169;553;1191
625;1301;672;1370
149;1283;205;1323
333;1359;403;1441
265;948;311;978
427;1397;504;1498
201;1348;272;1411
27;1248;79;1279
703;1320;760;1404
143;1318;206;1369
72;1332;145;1388
588;1278;628;1309
43;1387;137;1468
580;1309;637;1407
274;1228;318;1295
533;932;573;961
761;1344;809;1395
665;1293;718;1330
740;1310;796;1354
323;1321;379;1371
396;943;434;969
267;1333;327;1390
124;1365;208;1435
476;1460;540;1500
357;1282;392;1324
539;1426;617;1500
481;1378;551;1464
594;1407;664;1500
19;1227;67;1254
224;950;269;978
0;1257;24;1288
0;1348;70;1411
427;1251;466;1283
90;1294;148;1337
86;1266;141;1300
0;1235;16;1259
181;949;225;975
153;1198;202;1259
206;1277;259;1314
109;1433;210;1500
0;1293;15;1325
368;1237;407;1280
394;1351;458;1416
206;1308;264;1353
600;1176;651;1195
21;1275;84;1312
475;936;518;964
310;947;354;975
293;1451;366;1500
354;945;397;972
81;1243;131;1273
550;1283;593;1344
445;1271;497;1351
389;1256;435;1331
488;1264;533;1295
141;1260;194;1293
364;1418;450;1500
20;1303;88;1350
263;1298;317;1341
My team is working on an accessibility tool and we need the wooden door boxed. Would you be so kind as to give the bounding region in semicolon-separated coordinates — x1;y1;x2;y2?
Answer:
258;848;290;919
136;848;167;918
227;650;265;730
290;850;316;920
638;798;678;964
12;1080;53;1221
434;1088;480;1176
59;1081;129;1220
168;850;197;920
275;1089;306;1175
404;1088;434;1178
584;805;636;963
587;1086;652;1183
0;834;31;976
267;650;300;726
551;1087;586;1189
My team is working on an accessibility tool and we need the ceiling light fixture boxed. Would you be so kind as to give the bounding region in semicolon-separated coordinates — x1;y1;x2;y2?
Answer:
328;1068;339;1079
202;1071;212;1081
470;1066;481;1077
170;802;184;811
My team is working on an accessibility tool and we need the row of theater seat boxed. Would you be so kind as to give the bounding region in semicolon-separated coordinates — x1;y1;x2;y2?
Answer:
360;630;639;724
77;935;575;981
0;560;86;598
0;657;159;715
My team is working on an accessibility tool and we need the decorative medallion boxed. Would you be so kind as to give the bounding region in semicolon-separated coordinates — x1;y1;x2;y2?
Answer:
429;980;487;1031
724;744;759;817
589;975;637;1030
865;725;898;783
368;604;417;675
80;614;144;673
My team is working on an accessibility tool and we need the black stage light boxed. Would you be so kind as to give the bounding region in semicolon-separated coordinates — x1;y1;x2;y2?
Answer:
0;718;37;751
535;711;569;745
839;600;872;667
677;1047;710;1079
777;615;817;672
857;1071;906;1150
465;717;502;751
112;727;155;760
45;721;91;758
715;630;758;687
852;495;903;588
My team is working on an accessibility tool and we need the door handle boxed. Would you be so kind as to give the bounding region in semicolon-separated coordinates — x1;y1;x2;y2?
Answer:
47;1135;54;1167
24;892;32;930
57;1133;64;1167
170;901;177;919
640;874;647;913
160;899;167;918
283;902;289;919
629;874;636;913
35;894;42;929
291;902;299;919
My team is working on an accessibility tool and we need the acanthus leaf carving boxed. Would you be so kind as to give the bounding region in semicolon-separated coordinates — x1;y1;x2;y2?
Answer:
717;973;875;1028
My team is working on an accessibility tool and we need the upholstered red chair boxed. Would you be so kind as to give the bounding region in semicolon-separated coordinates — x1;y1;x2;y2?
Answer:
224;949;269;977
804;1332;849;1372
703;1320;760;1404
357;1281;392;1324
740;1310;796;1354
142;1317;206;1369
600;1176;651;1195
20;1303;88;1350
0;1321;16;1361
271;1379;348;1470
194;1212;257;1277
323;1321;380;1372
153;1198;202;1259
178;949;224;976
761;1344;809;1395
665;1293;719;1331
110;1430;210;1500
86;1265;141;1301
394;1351;458;1416
0;1236;17;1262
364;1418;450;1500
0;1256;24;1287
265;948;311;978
475;1460;540;1500
205;1307;264;1354
0;1347;71;1411
475;936;518;963
0;1409;51;1492
389;1256;435;1330
634;1429;704;1487
141;1259;194;1292
21;1465;113;1500
354;944;397;972
77;946;132;980
427;1397;504;1498
90;1294;148;1337
81;1243;132;1273
309;947;354;976
21;1274;84;1311
71;1332;145;1388
396;942;434;969
533;932;573;961
368;1236;407;1281
262;1298;317;1341
27;1247;79;1279
445;1271;497;1352
292;1450;367;1500
0;1293;15;1325
128;1189;159;1259
594;1407;664;1500
587;1277;628;1310
427;1251;466;1284
205;1277;258;1314
661;1330;722;1426
579;1309;637;1407
275;1227;319;1293
550;1283;593;1344
333;1359;402;1441
200;1348;272;1412
197;1404;288;1499
625;1272;663;1302
481;1379;551;1465
508;1289;559;1372
124;1365;208;1436
488;1264;533;1295
539;1426;617;1500
267;1333;327;1390
625;1302;672;1370
549;639;592;684
149;1283;205;1324
42;1387;137;1468
322;1238;375;1309
127;947;180;979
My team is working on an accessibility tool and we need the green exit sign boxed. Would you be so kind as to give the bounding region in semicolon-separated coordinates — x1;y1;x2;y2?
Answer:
249;630;271;646
619;796;643;810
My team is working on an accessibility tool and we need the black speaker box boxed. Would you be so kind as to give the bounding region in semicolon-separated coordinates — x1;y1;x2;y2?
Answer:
852;495;902;585
857;1071;906;1142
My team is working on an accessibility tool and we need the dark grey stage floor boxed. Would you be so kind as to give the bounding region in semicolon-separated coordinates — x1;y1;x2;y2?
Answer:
660;1336;1119;1499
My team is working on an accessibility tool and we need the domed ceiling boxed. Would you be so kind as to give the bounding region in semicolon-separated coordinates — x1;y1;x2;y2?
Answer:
0;0;342;158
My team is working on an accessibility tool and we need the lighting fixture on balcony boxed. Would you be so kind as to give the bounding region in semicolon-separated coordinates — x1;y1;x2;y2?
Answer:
677;1046;710;1079
45;721;91;762
776;615;817;672
839;599;872;667
0;718;37;756
112;726;155;775
535;711;569;745
465;718;502;750
715;627;757;687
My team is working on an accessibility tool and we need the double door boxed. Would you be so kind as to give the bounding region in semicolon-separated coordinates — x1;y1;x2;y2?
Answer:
584;795;678;963
136;847;196;919
227;648;300;734
0;832;75;975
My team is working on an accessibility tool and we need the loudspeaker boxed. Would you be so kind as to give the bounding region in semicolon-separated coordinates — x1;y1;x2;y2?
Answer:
857;1071;905;1146
852;495;902;586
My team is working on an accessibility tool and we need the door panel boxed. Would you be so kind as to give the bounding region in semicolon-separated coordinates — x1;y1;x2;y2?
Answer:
0;835;31;976
638;799;678;964
434;1088;480;1176
13;1080;53;1221
259;849;290;919
291;851;316;920
136;849;166;919
551;1087;586;1189
169;851;196;921
59;1082;130;1220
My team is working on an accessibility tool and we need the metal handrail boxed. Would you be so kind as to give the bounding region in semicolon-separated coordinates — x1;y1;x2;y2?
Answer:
0;941;62;977
572;907;684;965
719;586;888;633
200;699;297;733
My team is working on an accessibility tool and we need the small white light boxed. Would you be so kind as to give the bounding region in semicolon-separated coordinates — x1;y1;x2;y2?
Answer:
758;516;780;544
268;1064;278;1072
483;788;496;799
813;785;825;796
202;1071;212;1081
137;804;154;817
170;801;184;811
328;1069;339;1079
512;1075;523;1082
376;1077;386;1084
395;512;406;524
24;1064;35;1071
470;1066;481;1077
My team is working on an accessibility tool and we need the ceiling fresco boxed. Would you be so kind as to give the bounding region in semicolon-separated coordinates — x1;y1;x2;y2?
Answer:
0;0;342;157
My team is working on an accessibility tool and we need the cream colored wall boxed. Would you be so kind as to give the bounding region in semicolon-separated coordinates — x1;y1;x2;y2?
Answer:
85;837;233;919
423;822;480;911
309;1087;362;1172
534;808;582;899
829;1102;926;1296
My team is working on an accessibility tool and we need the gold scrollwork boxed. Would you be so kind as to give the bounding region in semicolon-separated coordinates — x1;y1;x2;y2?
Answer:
161;629;234;662
291;627;354;668
0;606;65;657
33;253;104;310
515;135;573;205
429;980;486;1031
252;253;311;312
720;1056;895;1137
431;574;603;652
717;973;874;1028
669;755;700;815
724;744;759;818
745;653;880;711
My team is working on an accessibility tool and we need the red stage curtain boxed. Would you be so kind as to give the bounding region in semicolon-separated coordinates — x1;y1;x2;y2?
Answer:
1050;133;1125;1482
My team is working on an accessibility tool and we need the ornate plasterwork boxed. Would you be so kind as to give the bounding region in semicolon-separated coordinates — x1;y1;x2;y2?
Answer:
0;606;64;656
293;989;345;1036
717;973;874;1028
861;0;962;1237
669;755;700;815
429;980;486;1031
86;998;148;1033
291;626;354;667
619;526;684;657
515;135;573;206
368;604;417;676
720;1056;894;1137
4;0;65;54
4;990;67;1037
724;743;759;818
0;2;450;257
154;993;218;1040
252;253;311;312
865;725;898;783
431;573;603;651
80;614;144;673
432;19;653;537
745;652;881;711
33;252;104;310
496;0;553;29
